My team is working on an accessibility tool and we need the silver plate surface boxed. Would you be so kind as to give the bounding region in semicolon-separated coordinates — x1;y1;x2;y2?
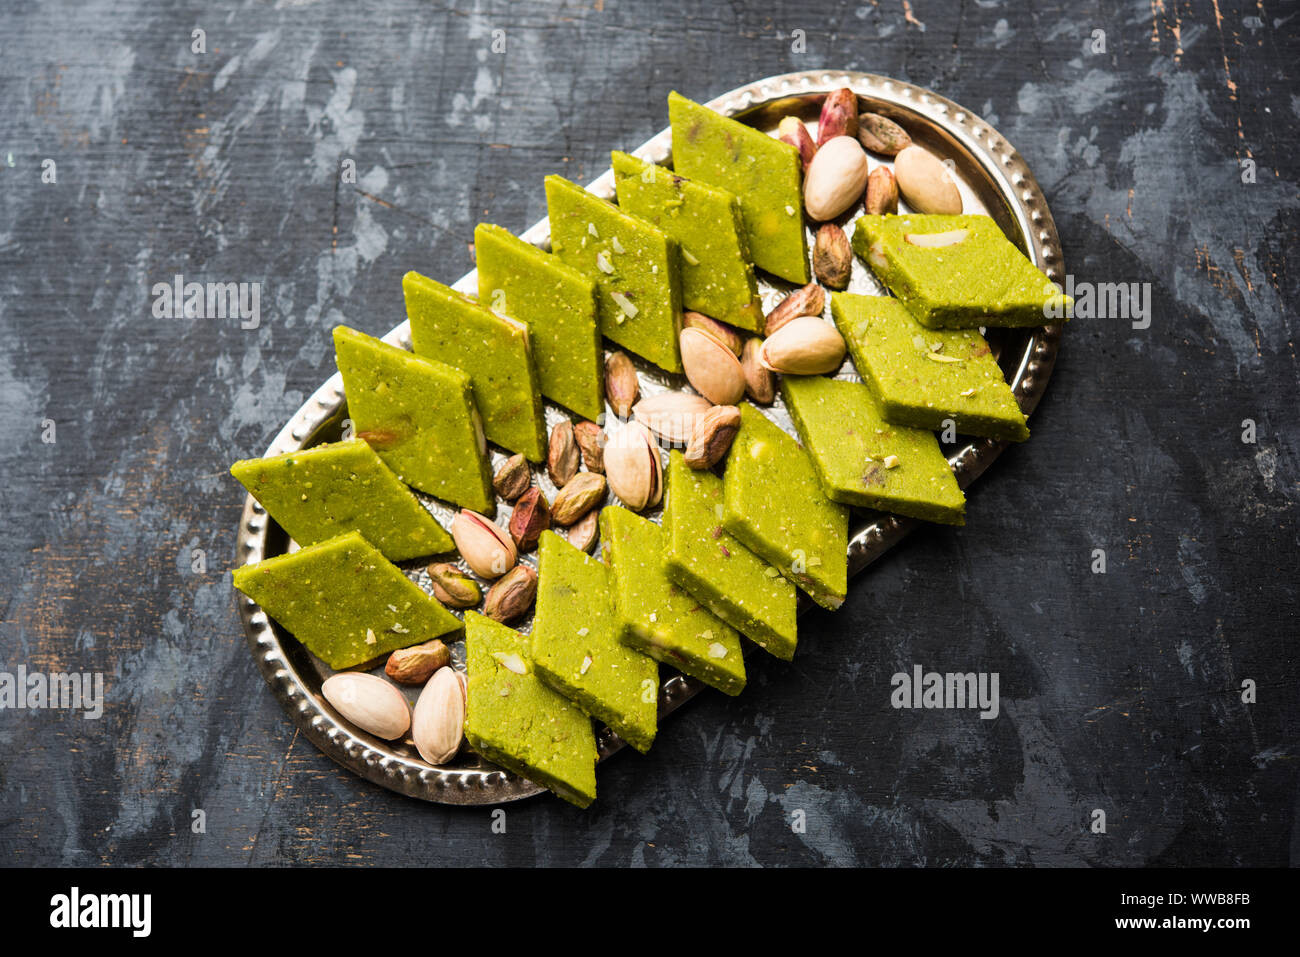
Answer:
234;70;1066;805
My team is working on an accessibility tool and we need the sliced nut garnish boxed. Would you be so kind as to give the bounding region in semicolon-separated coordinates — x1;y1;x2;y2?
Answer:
857;112;912;155
321;673;410;741
741;338;776;405
777;115;817;171
758;317;847;375
803;135;869;222
573;420;605;473
385;638;451;686
817;87;859;146
547;420;580;486
492;453;530;502
680;328;746;406
426;563;482;608
893;145;962;215
684;404;741;470
632;391;712;446
764;282;826;337
904;228;970;248
565;508;600;553
813;224;852;290
682;311;744;356
450;510;517;579
604;351;640;419
605;421;663;511
411;666;465;764
483;563;538;623
552;471;608;526
865;166;899;216
508;487;551;552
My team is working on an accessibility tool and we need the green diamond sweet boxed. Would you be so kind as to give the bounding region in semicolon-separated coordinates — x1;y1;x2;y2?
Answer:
852;213;1072;329
474;223;604;420
830;292;1029;442
611;151;763;331
333;325;495;512
531;530;659;753
781;375;966;525
544;174;684;373
722;404;848;610
668;91;809;284
403;270;547;462
600;505;746;696
663;452;798;660
463;610;597;809
231;438;454;562
231;531;463;670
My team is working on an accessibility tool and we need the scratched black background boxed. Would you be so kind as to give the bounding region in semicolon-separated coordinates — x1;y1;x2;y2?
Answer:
0;0;1296;866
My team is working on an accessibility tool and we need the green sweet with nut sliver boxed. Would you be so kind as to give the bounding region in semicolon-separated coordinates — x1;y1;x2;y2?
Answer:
545;174;684;374
333;325;494;513
231;438;454;562
852;213;1073;329
668;91;809;285
463;610;598;809
663;452;798;661
403;270;547;462
531;530;659;753
600;505;746;696
611;151;763;332
722;403;848;611
231;531;463;670
830;292;1029;442
781;375;966;525
474;224;604;421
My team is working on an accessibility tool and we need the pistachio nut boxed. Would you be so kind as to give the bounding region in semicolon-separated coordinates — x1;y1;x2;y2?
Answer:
552;471;608;526
813;224;852;290
450;509;517;579
426;562;482;608
604;421;664;511
680;328;746;406
777;115;817;171
857;112;912;156
604;350;640;419
632;391;712;446
741;337;776;405
565;508;600;553
684;404;741;470
763;282;826;337
385;638;451;686
758;316;847;375
547;419;580;487
893;145;962;215
411;665;465;765
573;420;605;473
321;672;410;741
682;311;744;356
817;87;859;146
803;135;869;222
865;166;900;216
483;563;538;624
508;486;551;552
492;453;531;502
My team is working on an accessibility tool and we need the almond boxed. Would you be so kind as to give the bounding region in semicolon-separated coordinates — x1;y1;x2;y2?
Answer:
764;282;826;337
803;135;869;222
684;405;741;469
604;421;663;510
893;145;962;215
632;391;712;446
450;510;517;579
680;328;746;406
321;673;410;741
904;228;970;247
758;317;847;375
411;666;465;765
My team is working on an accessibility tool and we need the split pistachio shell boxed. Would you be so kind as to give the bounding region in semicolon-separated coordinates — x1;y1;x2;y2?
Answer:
684;404;742;470
764;282;826;337
451;509;517;579
893;145;963;215
632;391;712;446
803;135;869;222
758;316;847;375
680;328;746;406
605;421;663;511
411;666;465;764
322;673;411;740
682;311;744;356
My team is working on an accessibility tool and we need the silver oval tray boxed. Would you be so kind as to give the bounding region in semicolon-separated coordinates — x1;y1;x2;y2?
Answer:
234;70;1065;806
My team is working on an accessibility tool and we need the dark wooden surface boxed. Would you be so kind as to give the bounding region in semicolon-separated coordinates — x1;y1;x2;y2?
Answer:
0;0;1296;866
